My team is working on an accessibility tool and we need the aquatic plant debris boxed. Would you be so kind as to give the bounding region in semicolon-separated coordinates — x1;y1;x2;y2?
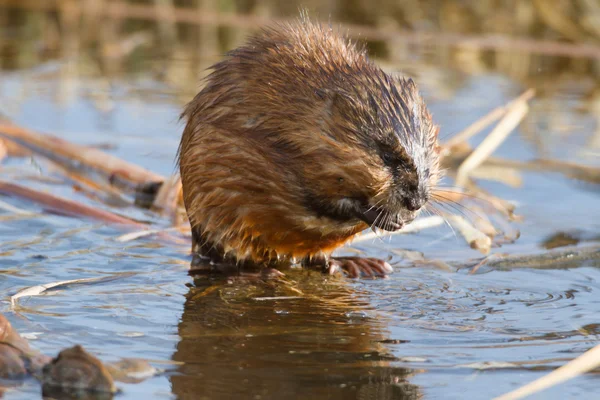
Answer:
443;89;535;150
494;343;600;400
351;216;445;243
0;180;143;226
0;122;163;193
447;215;492;253
455;95;530;188
10;273;136;308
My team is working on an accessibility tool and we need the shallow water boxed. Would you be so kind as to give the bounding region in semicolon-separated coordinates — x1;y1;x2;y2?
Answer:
1;40;600;400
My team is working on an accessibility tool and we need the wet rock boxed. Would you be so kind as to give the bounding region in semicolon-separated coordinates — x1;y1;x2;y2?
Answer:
42;345;116;394
106;358;159;383
0;314;31;355
0;343;27;379
0;314;49;379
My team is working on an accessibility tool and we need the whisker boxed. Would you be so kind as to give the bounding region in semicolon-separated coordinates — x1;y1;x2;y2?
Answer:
431;201;478;224
373;208;385;229
431;194;484;221
367;225;385;244
431;187;499;208
425;204;457;239
366;197;386;213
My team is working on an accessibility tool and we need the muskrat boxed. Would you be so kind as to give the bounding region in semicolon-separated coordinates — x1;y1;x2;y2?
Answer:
178;18;441;278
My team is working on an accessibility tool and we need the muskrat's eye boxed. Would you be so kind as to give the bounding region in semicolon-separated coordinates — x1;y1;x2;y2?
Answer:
382;152;393;164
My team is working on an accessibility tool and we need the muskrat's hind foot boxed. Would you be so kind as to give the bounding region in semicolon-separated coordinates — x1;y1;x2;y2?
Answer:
189;253;285;282
329;257;393;278
303;256;393;278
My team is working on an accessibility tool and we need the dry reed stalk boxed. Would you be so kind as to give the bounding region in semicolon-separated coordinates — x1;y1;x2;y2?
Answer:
0;140;6;162
434;90;536;221
0;138;30;158
152;174;183;221
455;100;529;188
43;159;129;201
467;185;517;217
153;0;177;45
494;343;600;400
468;165;523;187
3;0;600;60
0;123;163;192
0;180;143;226
0;198;32;215
10;273;136;308
446;154;600;186
351;216;446;244
447;215;492;253
443;89;535;150
468;209;498;238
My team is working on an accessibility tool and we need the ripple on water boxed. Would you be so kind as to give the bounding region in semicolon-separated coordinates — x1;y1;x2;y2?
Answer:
363;266;600;344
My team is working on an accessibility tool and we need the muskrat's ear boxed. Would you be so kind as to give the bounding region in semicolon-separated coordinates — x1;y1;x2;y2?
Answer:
315;88;345;117
315;88;333;101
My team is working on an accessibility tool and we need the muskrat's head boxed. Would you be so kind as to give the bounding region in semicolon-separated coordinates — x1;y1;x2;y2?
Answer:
300;70;441;232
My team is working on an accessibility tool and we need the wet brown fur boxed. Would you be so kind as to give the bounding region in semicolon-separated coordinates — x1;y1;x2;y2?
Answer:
179;17;441;267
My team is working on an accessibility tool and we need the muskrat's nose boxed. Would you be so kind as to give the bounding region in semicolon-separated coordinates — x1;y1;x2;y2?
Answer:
403;196;423;212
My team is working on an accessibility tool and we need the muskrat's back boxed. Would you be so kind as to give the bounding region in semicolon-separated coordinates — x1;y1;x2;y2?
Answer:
182;22;368;126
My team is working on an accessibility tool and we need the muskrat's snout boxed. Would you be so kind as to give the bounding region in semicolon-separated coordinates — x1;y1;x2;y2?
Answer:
355;202;419;232
402;194;426;212
355;185;429;231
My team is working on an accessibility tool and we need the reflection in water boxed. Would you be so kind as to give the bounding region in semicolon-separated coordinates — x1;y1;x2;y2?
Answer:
171;270;419;400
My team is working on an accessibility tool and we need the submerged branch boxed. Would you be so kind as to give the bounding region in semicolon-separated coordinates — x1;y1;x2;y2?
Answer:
0;180;143;226
0;122;163;194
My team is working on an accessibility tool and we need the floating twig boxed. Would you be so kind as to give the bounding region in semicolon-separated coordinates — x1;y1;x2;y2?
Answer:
252;296;302;301
0;198;33;215
0;122;163;194
152;174;184;222
0;180;143;226
351;216;445;244
115;226;179;242
455;100;529;188
447;215;492;254
10;273;136;308
442;243;600;272
446;154;600;188
444;89;535;150
494;343;600;400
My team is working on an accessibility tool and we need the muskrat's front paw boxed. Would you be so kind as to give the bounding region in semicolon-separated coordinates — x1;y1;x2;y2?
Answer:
328;257;393;278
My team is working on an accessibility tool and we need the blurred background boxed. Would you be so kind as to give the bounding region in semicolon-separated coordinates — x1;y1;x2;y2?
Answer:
1;0;600;163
